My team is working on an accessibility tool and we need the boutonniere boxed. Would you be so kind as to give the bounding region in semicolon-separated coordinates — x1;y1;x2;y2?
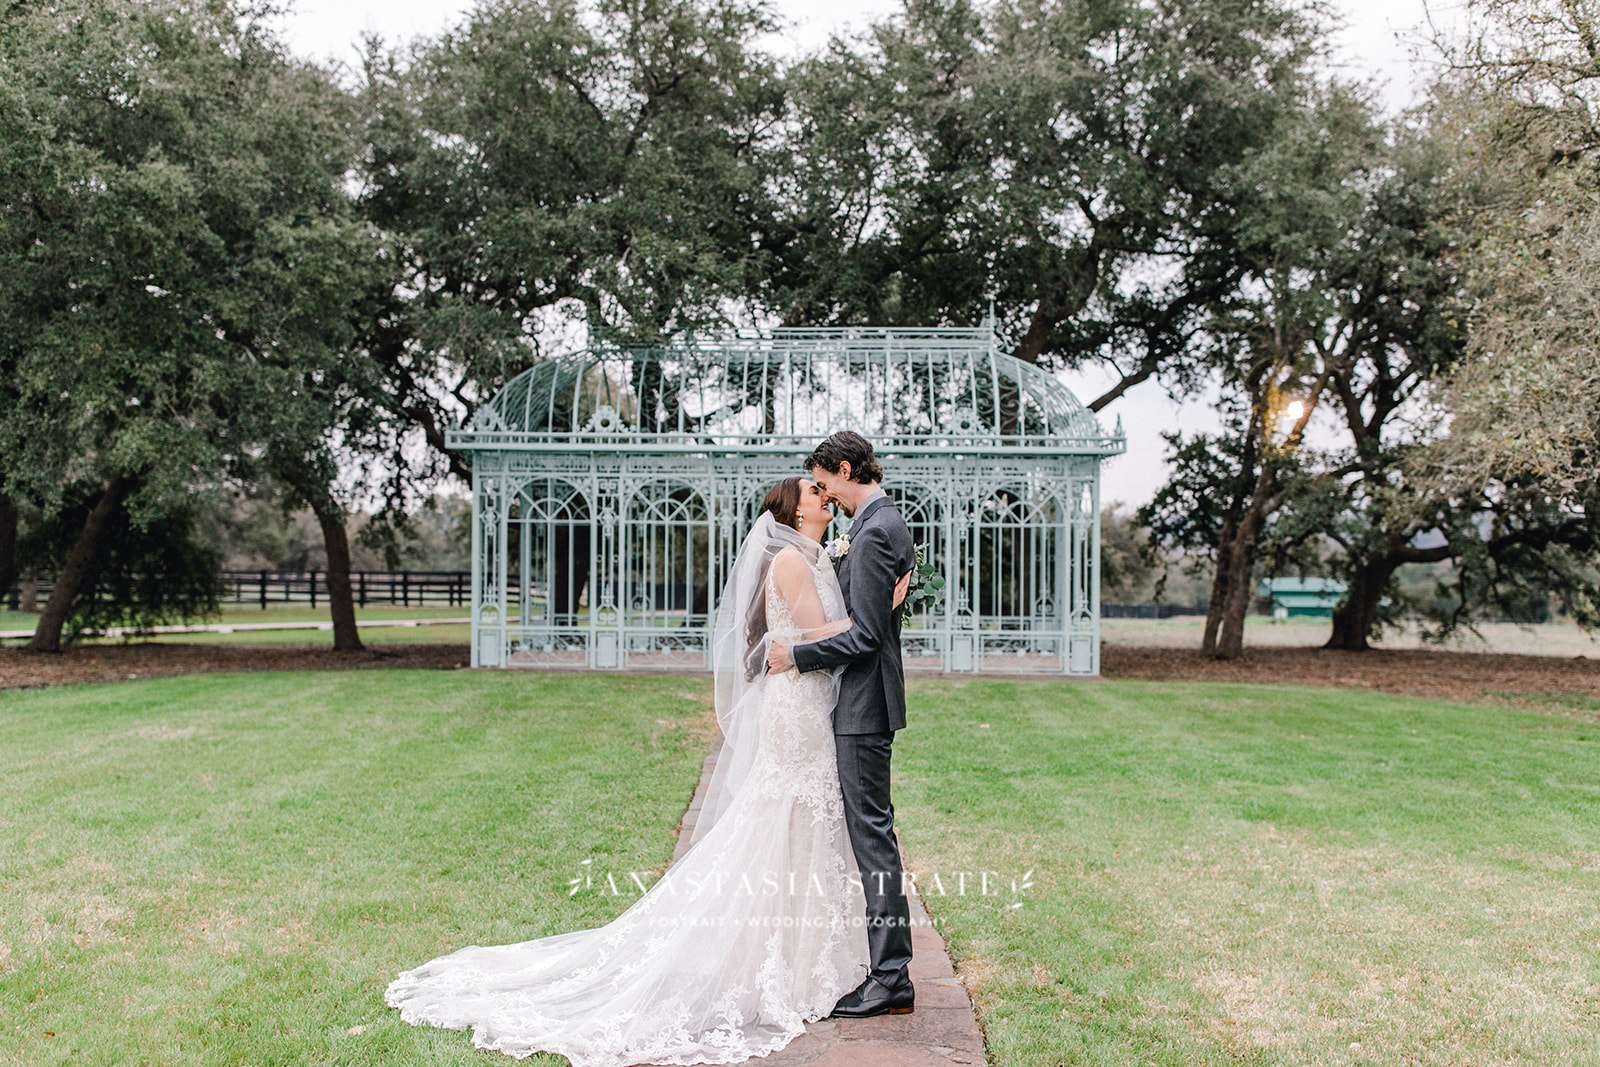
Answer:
824;534;851;561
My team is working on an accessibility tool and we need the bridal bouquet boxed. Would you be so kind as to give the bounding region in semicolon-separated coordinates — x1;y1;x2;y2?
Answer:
901;543;945;622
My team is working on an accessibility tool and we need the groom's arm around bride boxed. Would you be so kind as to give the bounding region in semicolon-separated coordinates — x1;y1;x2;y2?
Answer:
766;431;918;1018
789;500;911;730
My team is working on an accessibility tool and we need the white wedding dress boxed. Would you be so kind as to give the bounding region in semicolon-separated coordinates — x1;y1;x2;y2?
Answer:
385;533;869;1065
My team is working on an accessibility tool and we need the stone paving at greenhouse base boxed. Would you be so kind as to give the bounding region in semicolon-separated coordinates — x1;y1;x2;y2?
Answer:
650;737;987;1067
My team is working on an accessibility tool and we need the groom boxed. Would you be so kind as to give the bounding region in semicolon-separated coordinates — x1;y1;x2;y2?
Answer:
767;431;916;1018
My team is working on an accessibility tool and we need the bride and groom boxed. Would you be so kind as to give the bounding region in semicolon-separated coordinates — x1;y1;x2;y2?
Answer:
385;431;918;1065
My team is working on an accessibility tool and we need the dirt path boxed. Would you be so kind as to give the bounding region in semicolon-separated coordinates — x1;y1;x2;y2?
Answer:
3;640;1598;710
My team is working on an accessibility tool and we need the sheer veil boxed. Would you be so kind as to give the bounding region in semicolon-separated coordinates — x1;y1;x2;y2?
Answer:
383;508;866;1066
687;511;846;850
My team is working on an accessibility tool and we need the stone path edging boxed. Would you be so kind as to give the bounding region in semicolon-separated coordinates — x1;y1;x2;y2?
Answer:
651;734;987;1067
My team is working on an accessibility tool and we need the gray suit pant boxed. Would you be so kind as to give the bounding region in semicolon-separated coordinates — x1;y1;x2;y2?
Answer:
835;731;913;981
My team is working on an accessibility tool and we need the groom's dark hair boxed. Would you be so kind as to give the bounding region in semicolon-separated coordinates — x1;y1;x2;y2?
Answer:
805;431;883;484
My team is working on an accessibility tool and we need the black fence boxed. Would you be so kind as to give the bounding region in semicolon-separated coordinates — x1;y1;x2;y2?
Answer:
7;580;1220;617
222;570;472;609
0;578;1565;624
4;571;472;612
1100;604;1208;618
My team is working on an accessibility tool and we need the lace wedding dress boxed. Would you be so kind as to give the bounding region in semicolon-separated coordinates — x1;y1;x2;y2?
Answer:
385;528;869;1065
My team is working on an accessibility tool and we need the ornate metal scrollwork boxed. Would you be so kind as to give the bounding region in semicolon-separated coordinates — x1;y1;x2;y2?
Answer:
458;327;1119;675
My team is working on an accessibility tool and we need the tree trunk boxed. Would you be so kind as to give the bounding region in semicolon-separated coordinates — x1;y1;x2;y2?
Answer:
552;524;591;626
1324;558;1397;651
0;489;17;607
1200;513;1238;655
30;475;133;652
310;492;363;652
1213;469;1278;660
1014;306;1055;366
1201;426;1264;656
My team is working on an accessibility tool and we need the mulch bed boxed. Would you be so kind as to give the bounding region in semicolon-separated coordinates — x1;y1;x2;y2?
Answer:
1101;643;1600;710
3;639;1598;710
0;642;468;692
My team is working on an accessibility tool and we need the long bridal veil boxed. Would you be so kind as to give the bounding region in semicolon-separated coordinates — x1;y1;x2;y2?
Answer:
384;510;867;1066
688;511;845;849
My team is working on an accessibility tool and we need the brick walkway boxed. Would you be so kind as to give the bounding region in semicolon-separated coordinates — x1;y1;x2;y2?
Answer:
655;737;987;1067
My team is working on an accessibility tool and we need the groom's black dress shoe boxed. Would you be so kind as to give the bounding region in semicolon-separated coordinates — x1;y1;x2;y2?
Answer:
829;972;915;1018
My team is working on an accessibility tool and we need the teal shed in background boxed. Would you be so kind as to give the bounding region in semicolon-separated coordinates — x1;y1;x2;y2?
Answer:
1258;577;1348;618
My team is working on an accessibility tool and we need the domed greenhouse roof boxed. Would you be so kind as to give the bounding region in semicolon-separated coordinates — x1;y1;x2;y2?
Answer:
447;325;1125;457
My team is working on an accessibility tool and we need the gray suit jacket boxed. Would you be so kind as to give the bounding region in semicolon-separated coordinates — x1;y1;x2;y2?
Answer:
793;493;913;734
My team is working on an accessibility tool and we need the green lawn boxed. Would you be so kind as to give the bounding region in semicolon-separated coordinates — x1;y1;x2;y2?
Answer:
197;604;470;624
0;605;470;646
896;678;1600;1065
3;673;1597;1065
0;672;713;1065
9;608;1600;659
109;623;472;646
0;604;463;628
1100;614;1600;657
0;603;465;626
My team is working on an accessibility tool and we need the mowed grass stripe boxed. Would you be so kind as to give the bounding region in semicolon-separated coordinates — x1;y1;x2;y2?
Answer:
893;678;1600;1066
0;672;714;1066
5;672;1598;1064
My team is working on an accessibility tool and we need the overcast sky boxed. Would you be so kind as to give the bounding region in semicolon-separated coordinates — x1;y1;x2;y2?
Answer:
277;0;1458;111
270;0;1465;505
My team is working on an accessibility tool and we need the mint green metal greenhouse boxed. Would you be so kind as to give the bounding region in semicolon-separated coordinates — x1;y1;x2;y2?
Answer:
447;324;1125;674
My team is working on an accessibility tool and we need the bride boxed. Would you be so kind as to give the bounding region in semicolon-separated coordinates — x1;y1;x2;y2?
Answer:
385;476;909;1065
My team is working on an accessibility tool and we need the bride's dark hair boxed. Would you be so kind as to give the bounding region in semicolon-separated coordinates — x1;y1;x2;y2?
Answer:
758;477;803;532
745;477;804;680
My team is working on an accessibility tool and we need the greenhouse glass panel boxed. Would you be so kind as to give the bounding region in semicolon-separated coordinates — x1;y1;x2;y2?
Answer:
448;324;1125;675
